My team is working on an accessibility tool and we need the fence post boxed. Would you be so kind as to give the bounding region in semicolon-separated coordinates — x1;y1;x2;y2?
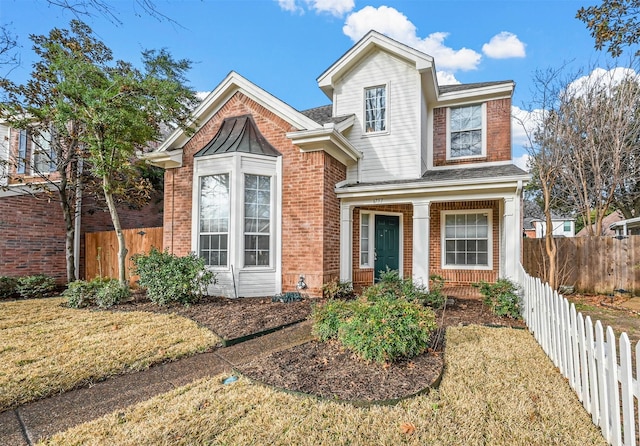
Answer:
619;333;634;446
606;326;622;445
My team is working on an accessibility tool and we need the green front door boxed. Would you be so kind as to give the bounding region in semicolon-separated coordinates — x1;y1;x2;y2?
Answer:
374;215;400;281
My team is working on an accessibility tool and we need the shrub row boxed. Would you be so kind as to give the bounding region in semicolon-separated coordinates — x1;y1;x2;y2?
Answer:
64;278;131;309
0;275;57;299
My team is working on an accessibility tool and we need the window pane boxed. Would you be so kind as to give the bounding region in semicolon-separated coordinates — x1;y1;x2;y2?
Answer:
244;175;271;267
443;212;490;267
450;104;482;158
364;86;386;133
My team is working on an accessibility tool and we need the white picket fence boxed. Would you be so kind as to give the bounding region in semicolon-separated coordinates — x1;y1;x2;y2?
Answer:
519;266;639;446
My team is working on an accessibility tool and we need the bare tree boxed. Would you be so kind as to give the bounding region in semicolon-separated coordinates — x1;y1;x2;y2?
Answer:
515;67;571;289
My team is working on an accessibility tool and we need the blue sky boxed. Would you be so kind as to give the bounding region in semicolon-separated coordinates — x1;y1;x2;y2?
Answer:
1;0;623;165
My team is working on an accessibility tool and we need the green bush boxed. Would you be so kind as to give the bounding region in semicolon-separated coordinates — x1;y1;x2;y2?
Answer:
311;299;364;341
0;276;18;299
64;278;130;309
132;248;216;306
322;279;355;300
473;278;522;319
338;297;436;363
16;275;57;299
360;269;445;309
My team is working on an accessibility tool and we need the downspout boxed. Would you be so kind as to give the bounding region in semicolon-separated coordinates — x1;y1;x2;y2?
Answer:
74;157;83;278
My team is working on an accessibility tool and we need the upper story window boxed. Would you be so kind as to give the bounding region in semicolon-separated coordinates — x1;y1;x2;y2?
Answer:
364;85;386;133
17;130;27;174
16;129;57;175
449;104;484;159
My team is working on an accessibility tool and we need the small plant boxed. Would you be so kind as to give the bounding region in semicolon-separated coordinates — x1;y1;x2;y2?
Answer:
64;278;130;309
132;248;216;306
360;268;444;309
16;275;57;299
338;297;437;363
0;276;18;299
311;299;364;341
272;292;303;303
425;274;446;309
322;279;355;300
473;278;522;319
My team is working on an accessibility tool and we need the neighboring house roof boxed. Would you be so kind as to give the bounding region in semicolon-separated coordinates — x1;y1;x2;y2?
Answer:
193;115;281;158
523;217;535;230
609;215;640;232
576;210;624;236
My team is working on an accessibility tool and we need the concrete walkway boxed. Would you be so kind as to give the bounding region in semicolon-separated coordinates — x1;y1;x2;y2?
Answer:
0;320;314;446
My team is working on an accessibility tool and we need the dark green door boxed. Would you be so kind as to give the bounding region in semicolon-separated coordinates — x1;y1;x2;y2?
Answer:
374;215;400;281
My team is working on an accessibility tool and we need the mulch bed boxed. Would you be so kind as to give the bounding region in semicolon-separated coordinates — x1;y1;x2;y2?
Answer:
113;293;315;341
115;293;525;402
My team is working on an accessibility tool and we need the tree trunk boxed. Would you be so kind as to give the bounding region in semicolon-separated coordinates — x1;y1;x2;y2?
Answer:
103;175;128;286
543;187;557;289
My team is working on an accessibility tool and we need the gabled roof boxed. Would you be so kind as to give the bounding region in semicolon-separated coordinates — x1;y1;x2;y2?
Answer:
154;71;320;155
317;30;435;99
194;115;281;158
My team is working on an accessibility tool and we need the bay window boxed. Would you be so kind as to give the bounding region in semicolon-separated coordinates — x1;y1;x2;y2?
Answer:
244;174;271;267
199;174;230;267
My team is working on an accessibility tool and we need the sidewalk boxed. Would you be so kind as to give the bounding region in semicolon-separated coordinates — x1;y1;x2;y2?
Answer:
0;320;314;446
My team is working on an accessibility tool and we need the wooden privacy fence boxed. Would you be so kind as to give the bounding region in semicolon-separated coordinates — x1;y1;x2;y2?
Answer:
520;265;639;446
85;227;163;284
523;236;640;295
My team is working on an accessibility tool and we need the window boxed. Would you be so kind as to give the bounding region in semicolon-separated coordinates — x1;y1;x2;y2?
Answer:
360;213;370;267
364;86;386;133
443;211;491;268
33;133;56;173
563;221;571;232
199;174;230;267
449;104;483;158
244;174;271;267
17;130;27;174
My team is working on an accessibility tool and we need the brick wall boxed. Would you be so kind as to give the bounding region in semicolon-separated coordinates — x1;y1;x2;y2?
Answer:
163;91;346;297
0;193;67;282
351;204;413;291
0;191;163;283
429;200;500;285
433;98;512;166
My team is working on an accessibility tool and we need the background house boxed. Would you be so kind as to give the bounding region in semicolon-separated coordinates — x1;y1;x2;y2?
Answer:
149;31;529;298
530;216;575;238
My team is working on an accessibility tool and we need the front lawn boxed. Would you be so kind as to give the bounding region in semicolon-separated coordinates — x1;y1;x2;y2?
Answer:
40;326;605;446
0;297;220;410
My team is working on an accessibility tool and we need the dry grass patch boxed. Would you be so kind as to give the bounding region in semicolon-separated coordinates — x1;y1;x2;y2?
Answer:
0;297;219;410
41;326;605;446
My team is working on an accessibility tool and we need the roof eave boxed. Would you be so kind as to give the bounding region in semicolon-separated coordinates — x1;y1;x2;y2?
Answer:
141;149;184;169
287;128;362;166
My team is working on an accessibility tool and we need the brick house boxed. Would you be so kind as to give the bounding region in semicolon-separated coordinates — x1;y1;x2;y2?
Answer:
147;31;529;298
0;123;163;283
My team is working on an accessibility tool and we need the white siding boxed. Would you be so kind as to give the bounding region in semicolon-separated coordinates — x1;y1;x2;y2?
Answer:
336;50;421;183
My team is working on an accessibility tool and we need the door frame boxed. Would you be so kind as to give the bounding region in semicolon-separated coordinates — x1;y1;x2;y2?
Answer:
360;210;404;281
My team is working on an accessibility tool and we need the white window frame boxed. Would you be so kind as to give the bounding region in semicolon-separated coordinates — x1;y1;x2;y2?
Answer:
17;129;27;174
363;84;388;135
440;209;493;271
243;173;273;268
198;172;231;268
360;212;371;268
446;103;487;160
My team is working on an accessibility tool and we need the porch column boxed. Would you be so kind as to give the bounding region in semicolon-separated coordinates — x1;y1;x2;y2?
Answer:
502;195;521;281
340;202;353;282
412;200;430;287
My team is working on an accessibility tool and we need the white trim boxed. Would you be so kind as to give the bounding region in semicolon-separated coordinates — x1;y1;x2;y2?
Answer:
436;85;513;104
359;211;372;268
446;103;487;161
428;160;513;171
440;209;493;271
286;127;361;165
358;209;404;280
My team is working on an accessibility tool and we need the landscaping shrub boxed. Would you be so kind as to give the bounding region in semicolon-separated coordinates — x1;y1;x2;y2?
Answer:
272;292;303;303
64;278;130;309
360;269;444;309
311;299;365;341
473;278;522;319
0;276;18;299
338;297;436;363
132;248;216;306
321;279;355;300
16;275;57;299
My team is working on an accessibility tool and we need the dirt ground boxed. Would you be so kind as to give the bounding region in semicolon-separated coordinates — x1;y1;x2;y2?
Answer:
118;294;524;402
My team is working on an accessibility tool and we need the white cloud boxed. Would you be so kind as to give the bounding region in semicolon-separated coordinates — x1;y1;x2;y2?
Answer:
275;0;354;16
482;32;526;59
343;6;482;72
566;67;640;98
513;153;530;171
436;71;460;85
306;0;354;17
196;91;210;101
276;0;301;13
